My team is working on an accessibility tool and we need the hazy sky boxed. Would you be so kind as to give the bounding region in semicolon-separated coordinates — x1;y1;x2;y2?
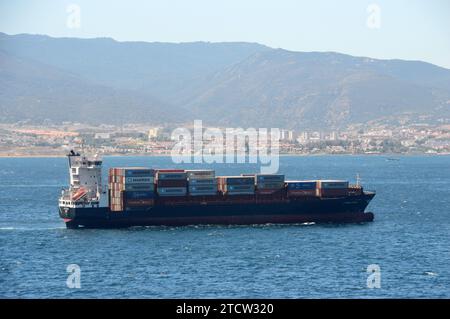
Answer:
1;0;449;68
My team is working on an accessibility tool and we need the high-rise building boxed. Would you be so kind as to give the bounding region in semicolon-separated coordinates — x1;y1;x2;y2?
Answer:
148;128;160;139
288;130;294;141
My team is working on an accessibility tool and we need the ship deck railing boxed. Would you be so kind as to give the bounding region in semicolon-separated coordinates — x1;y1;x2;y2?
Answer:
60;189;98;202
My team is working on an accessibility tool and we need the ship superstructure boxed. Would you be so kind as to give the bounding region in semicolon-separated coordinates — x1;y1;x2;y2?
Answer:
58;150;103;211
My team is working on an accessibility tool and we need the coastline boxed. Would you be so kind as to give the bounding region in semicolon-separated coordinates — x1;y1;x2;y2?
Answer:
1;152;449;158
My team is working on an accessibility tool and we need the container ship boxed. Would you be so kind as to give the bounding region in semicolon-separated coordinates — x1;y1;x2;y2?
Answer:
58;151;376;229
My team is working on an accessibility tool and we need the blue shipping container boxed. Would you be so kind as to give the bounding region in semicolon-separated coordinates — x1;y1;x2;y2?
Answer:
157;172;187;180
189;185;218;192
226;191;255;195
124;184;155;191
227;185;255;191
220;177;255;185
256;174;285;183
125;176;154;184
157;187;187;195
124;169;155;177
124;191;155;199
257;182;285;189
286;181;317;190
188;178;216;185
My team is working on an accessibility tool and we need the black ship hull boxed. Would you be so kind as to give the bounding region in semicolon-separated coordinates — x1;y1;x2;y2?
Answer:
59;192;375;229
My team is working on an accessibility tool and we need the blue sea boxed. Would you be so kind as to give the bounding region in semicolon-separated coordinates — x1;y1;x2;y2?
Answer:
0;155;449;298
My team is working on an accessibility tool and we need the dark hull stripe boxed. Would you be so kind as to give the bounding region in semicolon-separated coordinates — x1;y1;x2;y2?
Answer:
60;193;375;228
66;212;374;229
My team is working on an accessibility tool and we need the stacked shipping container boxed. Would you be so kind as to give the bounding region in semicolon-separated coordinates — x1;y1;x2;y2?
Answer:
186;170;217;196
156;170;187;196
108;165;351;209
109;167;155;211
285;180;349;197
255;174;285;194
316;180;349;197
286;181;317;197
217;176;255;195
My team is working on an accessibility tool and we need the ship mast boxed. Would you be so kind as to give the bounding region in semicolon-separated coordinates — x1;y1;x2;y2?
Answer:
356;173;361;187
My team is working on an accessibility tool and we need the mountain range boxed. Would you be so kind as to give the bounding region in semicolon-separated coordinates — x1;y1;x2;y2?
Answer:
1;32;449;129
